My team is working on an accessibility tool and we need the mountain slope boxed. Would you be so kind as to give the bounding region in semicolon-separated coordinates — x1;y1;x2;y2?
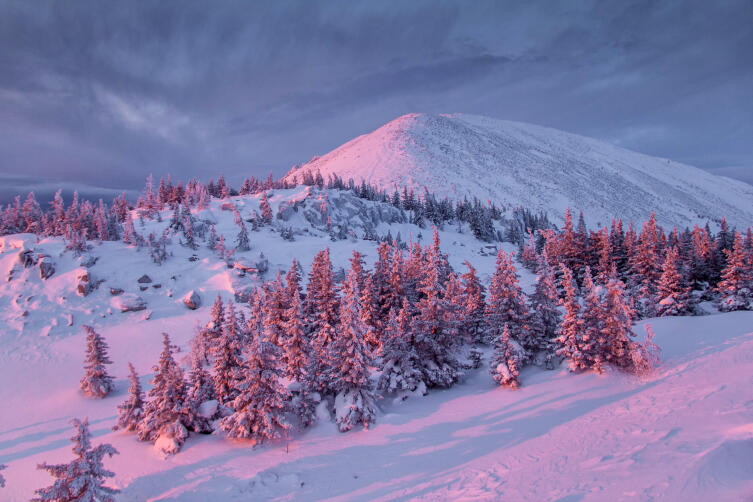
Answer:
285;113;753;228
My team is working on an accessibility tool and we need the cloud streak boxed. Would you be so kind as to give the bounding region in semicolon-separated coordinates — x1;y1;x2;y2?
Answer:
0;0;751;203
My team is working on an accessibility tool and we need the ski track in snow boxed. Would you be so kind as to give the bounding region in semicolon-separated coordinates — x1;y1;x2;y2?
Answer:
0;188;752;500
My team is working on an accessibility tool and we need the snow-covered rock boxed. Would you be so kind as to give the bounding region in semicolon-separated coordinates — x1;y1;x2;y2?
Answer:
182;290;202;310
38;257;55;280
111;294;147;313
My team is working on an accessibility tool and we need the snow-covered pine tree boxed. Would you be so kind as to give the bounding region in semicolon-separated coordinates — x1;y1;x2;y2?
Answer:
490;324;524;388
459;260;486;344
629;214;662;317
657;245;693;316
137;333;190;451
113;363;144;432
411;235;463;389
717;231;752;311
378;297;422;396
599;277;638;370
186;350;217;433
485;248;532;353
556;265;587;372
580;267;605;372
520;230;539;270
80;325;114;398
233;207;250;252
327;259;377;431
304;248;340;393
262;271;289;347
528;252;562;368
282;260;317;427
32;418;119;502
282;260;309;381
213;300;244;404
259;192;273;225
220;317;290;443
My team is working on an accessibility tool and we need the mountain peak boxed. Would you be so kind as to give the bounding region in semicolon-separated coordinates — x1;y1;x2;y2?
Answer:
284;114;753;228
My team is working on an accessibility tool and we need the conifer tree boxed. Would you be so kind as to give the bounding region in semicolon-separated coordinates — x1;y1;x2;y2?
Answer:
304;248;340;393
220;320;290;443
262;271;289;347
657;245;692;316
556;265;586;371
599;276;637;370
411;235;463;389
113;363;144;432
328;261;377;431
458;261;486;344
186;351;216;433
378;298;422;395
80;325;114;398
137;334;190;447
485;249;532;352
580;268;605;372
282;260;311;382
259;193;273;225
33;418;119;502
717;231;752;311
528;252;562;368
233;207;250;252
213;301;244;404
490;324;523;388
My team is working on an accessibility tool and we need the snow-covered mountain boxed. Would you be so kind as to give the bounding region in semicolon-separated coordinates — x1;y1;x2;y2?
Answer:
285;113;753;229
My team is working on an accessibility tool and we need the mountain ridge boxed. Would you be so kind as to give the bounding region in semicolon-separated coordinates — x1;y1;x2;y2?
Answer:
284;113;753;228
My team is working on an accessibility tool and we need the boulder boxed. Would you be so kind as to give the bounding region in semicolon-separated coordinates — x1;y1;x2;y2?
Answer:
111;294;147;313
110;287;124;296
18;249;36;268
78;255;99;268
137;274;153;284
182;290;202;310
76;269;93;296
38;257;55;280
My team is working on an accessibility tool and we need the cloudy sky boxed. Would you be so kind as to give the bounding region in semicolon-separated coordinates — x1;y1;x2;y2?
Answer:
1;0;751;202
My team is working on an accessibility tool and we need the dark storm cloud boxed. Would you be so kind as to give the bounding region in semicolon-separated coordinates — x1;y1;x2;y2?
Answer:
0;0;751;203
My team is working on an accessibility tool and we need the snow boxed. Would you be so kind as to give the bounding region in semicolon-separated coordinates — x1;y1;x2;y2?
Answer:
1;187;752;500
285;113;753;228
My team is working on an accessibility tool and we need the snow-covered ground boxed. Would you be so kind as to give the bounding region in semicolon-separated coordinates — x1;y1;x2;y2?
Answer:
2;306;752;500
1;188;753;500
285;113;753;229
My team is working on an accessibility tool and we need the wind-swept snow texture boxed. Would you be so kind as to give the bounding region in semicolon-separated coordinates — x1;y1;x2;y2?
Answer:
285;113;753;228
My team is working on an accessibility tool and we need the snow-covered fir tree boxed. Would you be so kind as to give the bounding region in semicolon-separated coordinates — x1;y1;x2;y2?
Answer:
186;351;217;433
282;260;310;382
212;300;245;404
378;297;422;396
80;325;114;398
528;252;562;368
304;248;340;393
458;260;486;344
32;418;119;502
580;267;606;372
220;315;290;443
113;363;144;432
411;232;464;389
327;258;377;431
490;324;524;388
599;276;638;370
233;207;251;251
717;231;752;311
137;333;190;453
485;249;532;353
656;245;692;316
556;265;587;372
259;192;273;225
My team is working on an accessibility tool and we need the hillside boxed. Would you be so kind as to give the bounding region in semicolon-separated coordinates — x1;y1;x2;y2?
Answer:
285;113;753;229
0;185;752;500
